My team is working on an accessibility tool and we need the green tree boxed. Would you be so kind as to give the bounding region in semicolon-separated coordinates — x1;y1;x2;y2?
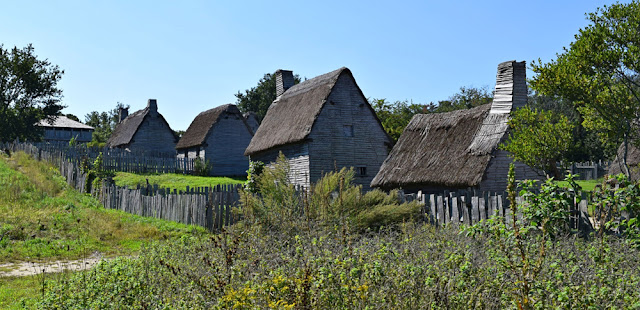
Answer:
85;102;129;147
501;107;574;179
0;44;64;142
235;72;301;121
433;85;493;113
531;1;640;176
65;113;80;122
370;99;426;143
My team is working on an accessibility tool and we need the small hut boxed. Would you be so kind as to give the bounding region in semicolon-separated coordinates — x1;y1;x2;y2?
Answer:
176;104;254;176
106;99;178;155
371;60;544;193
245;67;392;189
38;116;94;143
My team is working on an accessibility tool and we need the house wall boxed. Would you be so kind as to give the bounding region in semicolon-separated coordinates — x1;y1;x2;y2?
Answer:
127;112;177;155
307;73;390;190
203;115;252;176
250;143;310;188
43;128;93;143
479;149;546;192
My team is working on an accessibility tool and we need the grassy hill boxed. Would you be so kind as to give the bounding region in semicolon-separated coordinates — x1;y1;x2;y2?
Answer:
0;152;206;263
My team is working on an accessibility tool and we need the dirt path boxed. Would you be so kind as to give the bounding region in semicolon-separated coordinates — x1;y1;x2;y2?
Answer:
0;255;111;277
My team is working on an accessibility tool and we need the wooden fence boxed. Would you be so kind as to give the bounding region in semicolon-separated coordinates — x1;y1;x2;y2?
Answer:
405;190;593;231
563;161;610;180
100;184;241;231
27;142;197;174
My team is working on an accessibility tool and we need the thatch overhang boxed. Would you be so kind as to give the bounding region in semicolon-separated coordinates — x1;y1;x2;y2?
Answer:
244;67;390;156
176;104;252;150
106;106;176;148
370;103;510;189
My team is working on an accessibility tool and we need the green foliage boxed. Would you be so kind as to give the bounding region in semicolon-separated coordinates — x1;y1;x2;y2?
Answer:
239;153;421;231
84;102;129;145
39;221;640;309
433;85;493;113
370;98;426;142
0;44;64;142
591;174;640;238
235;71;301;121
193;158;212;177
501;107;574;179
243;160;264;193
531;1;640;172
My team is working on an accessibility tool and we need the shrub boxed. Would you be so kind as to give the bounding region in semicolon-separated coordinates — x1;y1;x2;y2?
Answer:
193;158;212;176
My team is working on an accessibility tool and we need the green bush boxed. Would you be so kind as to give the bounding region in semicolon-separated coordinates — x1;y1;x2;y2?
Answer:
193;158;212;176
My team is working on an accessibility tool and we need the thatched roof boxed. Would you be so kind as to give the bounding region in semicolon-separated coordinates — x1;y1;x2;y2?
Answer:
106;103;176;148
176;104;251;150
38;116;94;130
371;104;511;189
245;67;383;155
609;143;640;181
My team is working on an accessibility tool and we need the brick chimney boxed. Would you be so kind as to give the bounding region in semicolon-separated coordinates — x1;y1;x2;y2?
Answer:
275;70;294;97
147;99;158;113
118;107;129;123
490;61;527;114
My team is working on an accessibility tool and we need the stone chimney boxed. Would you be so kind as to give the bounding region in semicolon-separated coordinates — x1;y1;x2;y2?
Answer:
490;61;527;114
275;70;294;97
147;99;158;113
118;107;129;123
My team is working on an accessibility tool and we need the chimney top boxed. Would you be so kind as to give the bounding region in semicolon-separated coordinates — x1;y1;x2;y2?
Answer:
147;99;158;113
118;107;129;123
490;61;527;114
275;70;294;97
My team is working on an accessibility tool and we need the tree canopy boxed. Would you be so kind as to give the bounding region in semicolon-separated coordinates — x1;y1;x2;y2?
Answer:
235;72;301;122
0;44;64;142
501;107;574;179
531;1;640;175
85;102;129;147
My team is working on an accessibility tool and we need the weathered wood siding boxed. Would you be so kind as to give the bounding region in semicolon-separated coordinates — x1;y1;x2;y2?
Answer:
308;73;389;190
43;128;93;143
250;143;310;188
479;149;546;192
202;115;252;176
128;111;177;155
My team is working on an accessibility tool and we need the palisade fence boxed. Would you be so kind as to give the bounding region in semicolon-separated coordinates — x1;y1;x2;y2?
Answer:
403;190;593;231
3;142;599;232
26;142;198;174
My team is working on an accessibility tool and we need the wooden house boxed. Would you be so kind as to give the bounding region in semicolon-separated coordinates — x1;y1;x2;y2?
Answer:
176;104;254;176
371;60;545;193
38;116;94;143
244;67;392;189
609;144;640;181
106;99;178;155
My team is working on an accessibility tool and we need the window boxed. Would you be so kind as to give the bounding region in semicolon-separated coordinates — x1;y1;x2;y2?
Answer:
343;125;354;137
357;166;367;176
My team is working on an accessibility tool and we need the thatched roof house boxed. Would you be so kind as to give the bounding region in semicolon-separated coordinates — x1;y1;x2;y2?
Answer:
176;104;254;176
38;116;94;143
243;112;260;134
371;60;544;192
245;67;392;189
106;99;178;155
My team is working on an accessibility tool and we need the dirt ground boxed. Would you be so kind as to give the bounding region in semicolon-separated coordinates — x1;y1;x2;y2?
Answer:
0;254;109;277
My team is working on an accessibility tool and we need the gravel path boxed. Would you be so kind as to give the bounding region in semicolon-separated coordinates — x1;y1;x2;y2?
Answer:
0;255;110;277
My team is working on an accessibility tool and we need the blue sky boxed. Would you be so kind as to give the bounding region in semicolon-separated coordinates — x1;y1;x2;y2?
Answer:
0;0;625;130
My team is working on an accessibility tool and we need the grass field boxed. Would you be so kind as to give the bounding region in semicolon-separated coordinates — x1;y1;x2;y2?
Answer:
0;152;207;263
558;178;603;192
113;171;245;191
0;152;210;308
